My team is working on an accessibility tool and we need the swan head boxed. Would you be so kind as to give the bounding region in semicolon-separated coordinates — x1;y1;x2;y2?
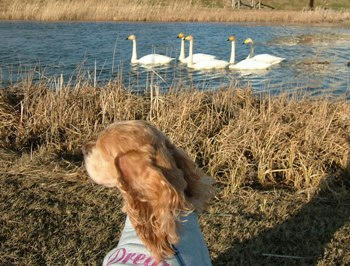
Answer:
244;38;254;45
227;35;236;42
126;34;136;41
184;35;193;41
177;33;185;39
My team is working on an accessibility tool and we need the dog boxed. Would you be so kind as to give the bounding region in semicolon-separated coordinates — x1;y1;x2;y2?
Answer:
83;120;214;265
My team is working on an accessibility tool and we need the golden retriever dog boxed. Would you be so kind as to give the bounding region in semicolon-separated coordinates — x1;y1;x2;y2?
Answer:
83;120;214;265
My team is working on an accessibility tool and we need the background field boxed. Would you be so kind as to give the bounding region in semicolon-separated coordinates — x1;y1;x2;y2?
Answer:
1;0;350;10
264;0;350;10
0;0;349;23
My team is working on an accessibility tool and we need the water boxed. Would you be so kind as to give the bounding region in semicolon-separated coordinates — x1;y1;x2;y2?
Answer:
0;21;349;95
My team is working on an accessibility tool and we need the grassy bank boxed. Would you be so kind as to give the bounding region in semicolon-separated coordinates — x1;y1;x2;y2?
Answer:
1;81;349;192
0;80;350;264
1;0;350;24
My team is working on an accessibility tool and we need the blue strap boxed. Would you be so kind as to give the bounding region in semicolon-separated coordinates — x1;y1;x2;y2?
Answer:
173;246;186;266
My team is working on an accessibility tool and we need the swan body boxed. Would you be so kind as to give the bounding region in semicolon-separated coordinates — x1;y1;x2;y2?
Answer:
189;59;230;70
248;54;284;65
177;33;216;64
244;38;285;66
182;53;217;64
184;35;229;70
137;54;174;65
227;35;275;70
127;34;174;66
230;57;272;70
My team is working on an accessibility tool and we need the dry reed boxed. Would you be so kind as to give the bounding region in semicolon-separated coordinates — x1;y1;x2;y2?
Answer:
1;78;349;196
0;0;349;24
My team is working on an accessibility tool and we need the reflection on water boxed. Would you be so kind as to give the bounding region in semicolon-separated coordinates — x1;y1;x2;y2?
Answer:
0;21;349;95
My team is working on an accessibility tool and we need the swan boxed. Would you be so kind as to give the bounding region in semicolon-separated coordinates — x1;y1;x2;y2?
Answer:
184;35;229;70
244;38;285;65
126;34;174;66
177;33;216;63
228;35;272;70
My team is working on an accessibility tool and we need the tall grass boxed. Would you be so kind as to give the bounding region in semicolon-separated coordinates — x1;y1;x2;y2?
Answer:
1;75;349;197
0;0;349;24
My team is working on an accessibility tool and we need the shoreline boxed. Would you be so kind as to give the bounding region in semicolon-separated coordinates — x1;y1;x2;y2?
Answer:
1;18;349;28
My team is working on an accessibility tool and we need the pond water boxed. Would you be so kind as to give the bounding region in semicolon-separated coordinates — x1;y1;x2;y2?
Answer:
0;21;349;95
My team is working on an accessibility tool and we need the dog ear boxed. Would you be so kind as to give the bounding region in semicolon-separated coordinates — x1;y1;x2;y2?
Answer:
167;143;215;212
115;146;191;262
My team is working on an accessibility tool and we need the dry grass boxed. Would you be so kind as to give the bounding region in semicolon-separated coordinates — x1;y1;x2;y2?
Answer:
1;78;350;264
1;80;349;193
264;0;350;10
0;0;349;24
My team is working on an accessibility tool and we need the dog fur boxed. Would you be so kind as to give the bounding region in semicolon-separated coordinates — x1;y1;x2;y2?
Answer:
83;120;214;262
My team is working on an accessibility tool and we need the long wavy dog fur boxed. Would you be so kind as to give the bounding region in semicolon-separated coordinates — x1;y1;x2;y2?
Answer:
83;120;214;262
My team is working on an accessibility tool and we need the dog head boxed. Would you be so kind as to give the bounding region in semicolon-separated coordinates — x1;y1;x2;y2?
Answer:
83;120;214;261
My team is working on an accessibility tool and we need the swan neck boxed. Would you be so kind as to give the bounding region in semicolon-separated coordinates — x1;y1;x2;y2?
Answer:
249;44;255;58
230;41;235;64
179;39;185;60
131;39;138;63
188;39;194;66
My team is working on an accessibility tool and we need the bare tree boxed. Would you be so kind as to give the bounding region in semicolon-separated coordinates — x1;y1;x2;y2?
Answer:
309;0;315;10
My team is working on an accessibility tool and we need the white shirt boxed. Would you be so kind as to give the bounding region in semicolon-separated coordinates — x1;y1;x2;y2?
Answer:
103;212;212;266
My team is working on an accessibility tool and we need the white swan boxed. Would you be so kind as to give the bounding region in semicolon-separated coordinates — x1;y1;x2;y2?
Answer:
177;33;216;64
244;38;285;65
126;34;174;66
184;35;229;70
228;35;271;70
